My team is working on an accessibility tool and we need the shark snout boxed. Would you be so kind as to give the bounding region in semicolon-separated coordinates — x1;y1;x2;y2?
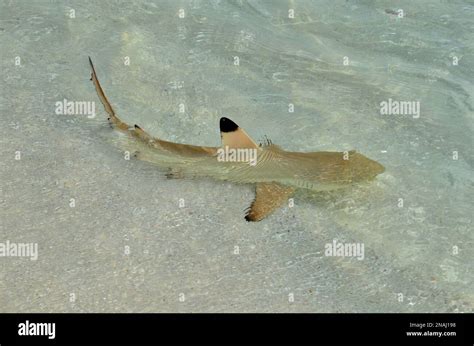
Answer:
366;157;385;179
373;160;385;175
351;152;385;181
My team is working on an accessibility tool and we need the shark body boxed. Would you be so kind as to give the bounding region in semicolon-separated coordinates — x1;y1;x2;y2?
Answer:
89;58;385;221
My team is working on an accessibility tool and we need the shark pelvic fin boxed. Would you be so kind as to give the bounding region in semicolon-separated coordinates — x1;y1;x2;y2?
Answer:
220;117;259;149
245;183;295;222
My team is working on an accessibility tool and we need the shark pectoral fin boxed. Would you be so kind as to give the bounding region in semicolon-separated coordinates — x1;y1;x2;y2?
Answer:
245;183;295;222
220;117;259;149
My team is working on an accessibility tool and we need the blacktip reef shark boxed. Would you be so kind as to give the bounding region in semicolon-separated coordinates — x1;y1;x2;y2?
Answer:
89;57;385;222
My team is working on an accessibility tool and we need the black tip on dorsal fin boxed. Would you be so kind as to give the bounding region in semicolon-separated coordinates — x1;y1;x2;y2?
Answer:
219;117;259;149
220;117;239;133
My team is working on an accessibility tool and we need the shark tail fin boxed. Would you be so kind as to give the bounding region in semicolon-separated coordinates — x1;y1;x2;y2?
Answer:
89;57;128;131
245;183;295;222
88;57;153;144
89;57;218;159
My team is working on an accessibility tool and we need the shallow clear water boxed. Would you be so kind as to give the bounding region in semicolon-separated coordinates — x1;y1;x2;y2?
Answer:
0;0;473;312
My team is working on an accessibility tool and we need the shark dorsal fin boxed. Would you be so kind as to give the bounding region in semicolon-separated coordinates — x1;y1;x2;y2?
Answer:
245;183;295;222
220;117;259;149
